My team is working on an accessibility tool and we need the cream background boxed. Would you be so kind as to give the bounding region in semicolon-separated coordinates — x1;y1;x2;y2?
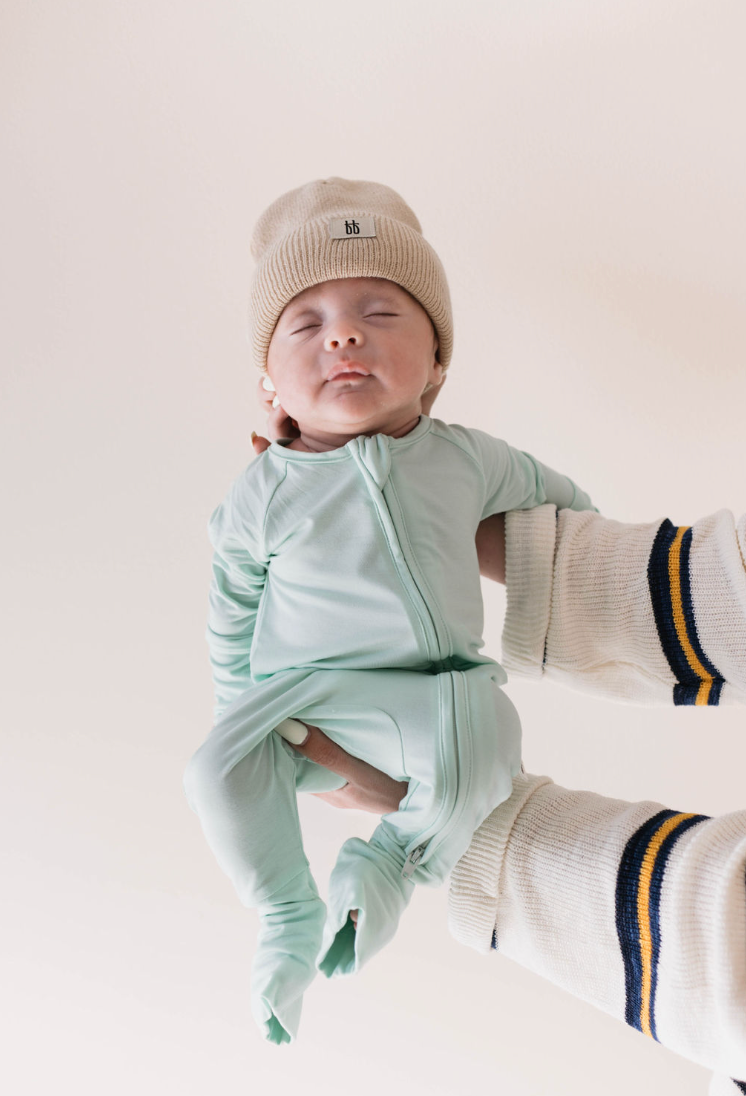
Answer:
3;1;745;1093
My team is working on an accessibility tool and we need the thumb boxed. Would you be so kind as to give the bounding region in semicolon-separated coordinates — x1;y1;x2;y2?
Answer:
251;430;271;455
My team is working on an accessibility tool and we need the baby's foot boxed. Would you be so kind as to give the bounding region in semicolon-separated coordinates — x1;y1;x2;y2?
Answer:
318;838;414;978
251;878;326;1045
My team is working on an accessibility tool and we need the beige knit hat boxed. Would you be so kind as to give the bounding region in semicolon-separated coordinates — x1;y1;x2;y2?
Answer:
249;177;453;374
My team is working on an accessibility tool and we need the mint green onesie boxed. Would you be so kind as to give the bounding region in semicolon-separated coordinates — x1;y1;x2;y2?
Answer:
183;415;595;1044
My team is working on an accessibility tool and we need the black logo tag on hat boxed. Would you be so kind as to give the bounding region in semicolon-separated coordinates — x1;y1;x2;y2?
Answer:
329;216;376;239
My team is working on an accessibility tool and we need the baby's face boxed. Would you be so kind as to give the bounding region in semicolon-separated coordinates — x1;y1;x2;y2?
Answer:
266;277;442;440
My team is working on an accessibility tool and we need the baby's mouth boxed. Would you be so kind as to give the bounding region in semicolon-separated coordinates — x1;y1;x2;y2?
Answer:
329;372;370;383
326;362;371;382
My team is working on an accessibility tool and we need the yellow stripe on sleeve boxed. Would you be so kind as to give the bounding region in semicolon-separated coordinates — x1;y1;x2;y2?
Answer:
636;812;697;1037
668;527;713;705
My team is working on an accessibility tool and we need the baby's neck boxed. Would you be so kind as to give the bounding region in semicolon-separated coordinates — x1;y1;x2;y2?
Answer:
287;413;424;453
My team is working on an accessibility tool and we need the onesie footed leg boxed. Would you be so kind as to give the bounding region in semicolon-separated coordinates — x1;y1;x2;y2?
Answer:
317;837;414;978
250;872;326;1045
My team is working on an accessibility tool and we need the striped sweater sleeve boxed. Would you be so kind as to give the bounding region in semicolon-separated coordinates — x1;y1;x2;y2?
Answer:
448;772;746;1086
501;505;746;706
448;505;746;1089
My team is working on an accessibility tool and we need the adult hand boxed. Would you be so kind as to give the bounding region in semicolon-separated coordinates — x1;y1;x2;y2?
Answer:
475;512;506;585
290;722;409;815
421;372;446;416
252;376;299;455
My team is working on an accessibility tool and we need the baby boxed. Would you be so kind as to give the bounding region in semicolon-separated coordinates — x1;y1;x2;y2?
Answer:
183;177;596;1046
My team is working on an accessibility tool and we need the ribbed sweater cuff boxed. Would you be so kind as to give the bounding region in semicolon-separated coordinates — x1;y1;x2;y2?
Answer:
447;772;553;953
501;504;557;677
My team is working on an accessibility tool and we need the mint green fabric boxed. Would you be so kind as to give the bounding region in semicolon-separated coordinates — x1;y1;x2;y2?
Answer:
183;416;595;1043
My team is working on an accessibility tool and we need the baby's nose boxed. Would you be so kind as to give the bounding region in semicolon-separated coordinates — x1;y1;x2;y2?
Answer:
326;332;360;349
325;319;364;351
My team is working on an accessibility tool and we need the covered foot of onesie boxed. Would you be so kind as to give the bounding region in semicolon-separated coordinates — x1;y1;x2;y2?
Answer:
251;872;326;1044
317;837;414;978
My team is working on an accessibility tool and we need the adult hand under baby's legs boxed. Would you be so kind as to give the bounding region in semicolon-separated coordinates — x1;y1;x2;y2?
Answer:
292;722;409;814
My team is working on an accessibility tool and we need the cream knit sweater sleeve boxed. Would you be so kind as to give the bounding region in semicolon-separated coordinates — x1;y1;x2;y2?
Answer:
448;506;746;1094
501;504;746;705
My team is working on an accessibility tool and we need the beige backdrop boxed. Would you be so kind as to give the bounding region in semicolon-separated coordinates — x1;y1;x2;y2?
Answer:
3;1;745;1093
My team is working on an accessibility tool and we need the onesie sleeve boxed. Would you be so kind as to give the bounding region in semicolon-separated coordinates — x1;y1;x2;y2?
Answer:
205;477;268;723
466;429;596;520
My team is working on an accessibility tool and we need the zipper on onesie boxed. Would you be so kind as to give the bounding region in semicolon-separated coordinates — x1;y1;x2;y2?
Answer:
401;843;427;879
399;670;476;882
348;436;446;664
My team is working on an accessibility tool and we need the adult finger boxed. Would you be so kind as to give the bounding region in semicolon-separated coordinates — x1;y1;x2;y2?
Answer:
279;722;408;814
256;375;275;413
251;431;271;455
421;373;446;416
255;376;300;440
268;402;299;439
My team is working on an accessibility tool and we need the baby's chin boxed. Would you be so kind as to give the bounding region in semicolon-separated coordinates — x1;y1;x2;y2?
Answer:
293;402;388;435
285;391;423;441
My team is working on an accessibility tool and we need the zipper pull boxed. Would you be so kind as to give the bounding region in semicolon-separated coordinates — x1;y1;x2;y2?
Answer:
401;843;427;880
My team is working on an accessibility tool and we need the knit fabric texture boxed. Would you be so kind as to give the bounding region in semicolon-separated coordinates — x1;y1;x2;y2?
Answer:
448;504;746;1090
501;505;746;705
248;177;453;374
